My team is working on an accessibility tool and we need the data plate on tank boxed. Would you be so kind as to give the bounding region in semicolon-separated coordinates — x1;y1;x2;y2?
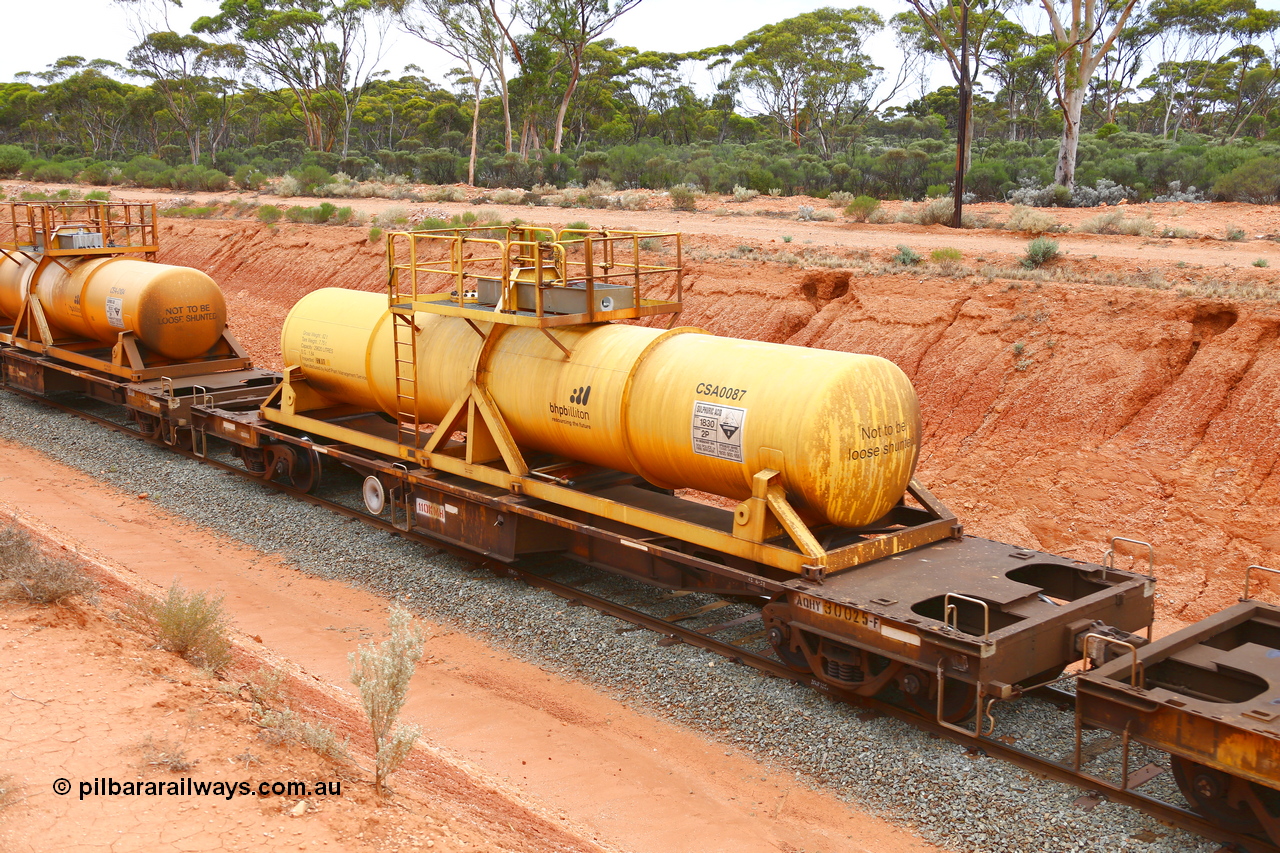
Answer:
105;297;124;329
691;400;745;462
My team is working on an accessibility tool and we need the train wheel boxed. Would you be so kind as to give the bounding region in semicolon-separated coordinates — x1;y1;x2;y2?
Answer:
767;625;812;671
1171;756;1280;839
761;603;812;673
262;442;323;494
290;444;322;493
901;670;978;723
130;411;162;440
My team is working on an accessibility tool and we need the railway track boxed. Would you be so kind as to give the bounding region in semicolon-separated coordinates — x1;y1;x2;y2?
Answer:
14;385;1268;853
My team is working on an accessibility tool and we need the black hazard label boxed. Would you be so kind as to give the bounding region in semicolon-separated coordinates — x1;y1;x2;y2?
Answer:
691;401;745;462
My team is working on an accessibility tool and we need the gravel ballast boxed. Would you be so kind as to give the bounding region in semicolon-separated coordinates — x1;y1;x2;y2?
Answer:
0;390;1217;853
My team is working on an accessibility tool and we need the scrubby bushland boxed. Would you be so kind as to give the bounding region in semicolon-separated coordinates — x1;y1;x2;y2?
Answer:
1213;158;1280;203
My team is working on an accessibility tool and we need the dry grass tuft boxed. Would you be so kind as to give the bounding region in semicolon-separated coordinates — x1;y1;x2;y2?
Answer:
1077;210;1156;236
139;581;233;673
0;521;98;605
256;708;351;762
1003;205;1062;234
139;735;196;773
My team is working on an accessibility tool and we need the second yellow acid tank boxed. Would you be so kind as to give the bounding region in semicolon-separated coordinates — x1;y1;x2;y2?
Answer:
281;288;921;528
0;254;227;360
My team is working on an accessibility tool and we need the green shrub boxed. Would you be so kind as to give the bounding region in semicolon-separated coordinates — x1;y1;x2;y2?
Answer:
143;581;232;672
78;161;123;185
1212;157;1280;203
333;206;356;225
564;220;590;231
668;185;698;212
162;205;216;219
284;202;337;224
234;165;267;191
1253;258;1268;267
84;190;111;202
893;245;922;265
257;204;282;224
290;165;332;196
1022;236;1060;268
965;160;1010;200
33;162;76;183
1226;226;1247;241
122;155;167;181
135;169;176;189
844;195;881;222
19;188;80;202
0;144;29;176
931;247;962;264
368;226;383;242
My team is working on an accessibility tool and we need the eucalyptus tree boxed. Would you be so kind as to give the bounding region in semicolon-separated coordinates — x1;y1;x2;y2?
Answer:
15;59;134;158
1139;0;1280;139
1211;43;1280;140
898;0;1018;174
194;0;391;155
1039;0;1143;190
730;7;888;155
982;18;1055;141
126;32;244;164
391;0;507;183
519;0;647;154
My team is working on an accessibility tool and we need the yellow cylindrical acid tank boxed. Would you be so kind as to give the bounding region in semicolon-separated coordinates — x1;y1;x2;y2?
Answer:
282;288;921;528
0;254;227;360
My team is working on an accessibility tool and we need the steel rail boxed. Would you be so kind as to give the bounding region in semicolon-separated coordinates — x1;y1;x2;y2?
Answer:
6;386;1272;853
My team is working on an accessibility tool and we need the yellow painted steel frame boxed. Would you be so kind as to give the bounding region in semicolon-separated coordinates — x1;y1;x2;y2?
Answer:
264;224;953;578
2;285;251;382
262;357;958;578
0;201;159;259
386;226;683;327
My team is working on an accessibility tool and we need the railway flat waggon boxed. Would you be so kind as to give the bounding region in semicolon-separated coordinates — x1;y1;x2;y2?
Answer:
2;201;1278;849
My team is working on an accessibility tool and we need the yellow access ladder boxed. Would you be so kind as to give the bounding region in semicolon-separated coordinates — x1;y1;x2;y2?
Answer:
387;241;420;451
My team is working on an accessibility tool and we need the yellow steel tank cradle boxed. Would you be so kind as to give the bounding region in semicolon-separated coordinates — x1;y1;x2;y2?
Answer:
0;254;227;360
281;287;921;529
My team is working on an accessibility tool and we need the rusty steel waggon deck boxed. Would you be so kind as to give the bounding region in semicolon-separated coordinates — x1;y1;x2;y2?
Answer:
3;209;1280;848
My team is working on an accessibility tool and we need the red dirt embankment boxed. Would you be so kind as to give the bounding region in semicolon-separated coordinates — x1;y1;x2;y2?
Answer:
156;217;1280;626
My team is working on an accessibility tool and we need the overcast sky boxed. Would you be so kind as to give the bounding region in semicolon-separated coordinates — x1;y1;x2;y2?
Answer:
7;0;1280;100
1;0;852;85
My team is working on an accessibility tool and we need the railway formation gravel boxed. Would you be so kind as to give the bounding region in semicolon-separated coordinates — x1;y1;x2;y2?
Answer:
0;391;1216;853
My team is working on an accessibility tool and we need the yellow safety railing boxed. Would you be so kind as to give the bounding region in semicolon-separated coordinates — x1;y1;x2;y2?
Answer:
0;201;159;256
385;225;682;325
